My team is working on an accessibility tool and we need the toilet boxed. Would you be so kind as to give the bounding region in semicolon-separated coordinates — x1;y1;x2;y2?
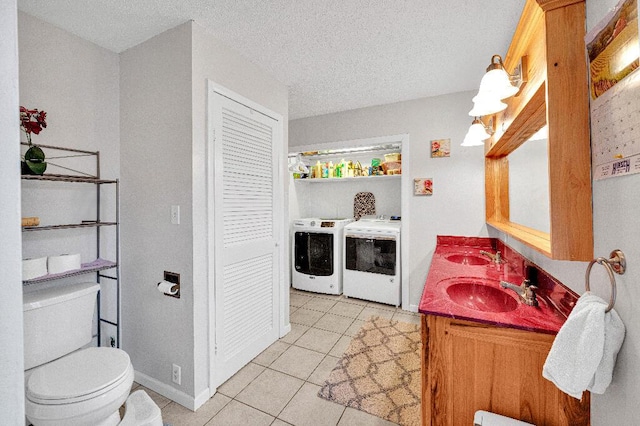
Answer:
23;282;161;426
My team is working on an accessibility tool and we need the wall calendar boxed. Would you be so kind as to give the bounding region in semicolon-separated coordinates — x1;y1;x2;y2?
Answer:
587;0;640;180
591;68;640;180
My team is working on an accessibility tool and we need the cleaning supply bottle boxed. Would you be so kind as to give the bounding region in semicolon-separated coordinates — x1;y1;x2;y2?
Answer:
328;161;334;178
339;159;347;178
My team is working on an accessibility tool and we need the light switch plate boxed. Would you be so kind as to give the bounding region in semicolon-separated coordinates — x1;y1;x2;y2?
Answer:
170;205;180;224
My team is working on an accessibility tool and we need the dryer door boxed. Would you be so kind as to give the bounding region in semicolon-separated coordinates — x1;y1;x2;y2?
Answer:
345;235;397;275
294;231;334;276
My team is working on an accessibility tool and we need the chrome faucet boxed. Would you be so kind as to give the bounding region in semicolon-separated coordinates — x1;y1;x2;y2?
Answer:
479;250;503;264
500;279;539;306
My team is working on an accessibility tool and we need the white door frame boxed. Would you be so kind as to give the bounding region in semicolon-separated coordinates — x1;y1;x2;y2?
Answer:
206;81;287;395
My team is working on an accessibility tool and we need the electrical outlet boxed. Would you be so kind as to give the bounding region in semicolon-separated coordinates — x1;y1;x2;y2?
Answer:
172;364;181;385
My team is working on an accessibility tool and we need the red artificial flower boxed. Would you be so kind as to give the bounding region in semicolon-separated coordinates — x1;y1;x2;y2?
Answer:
19;106;47;145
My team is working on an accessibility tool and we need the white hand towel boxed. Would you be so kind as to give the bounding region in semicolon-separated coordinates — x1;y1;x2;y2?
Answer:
588;300;625;394
542;292;625;399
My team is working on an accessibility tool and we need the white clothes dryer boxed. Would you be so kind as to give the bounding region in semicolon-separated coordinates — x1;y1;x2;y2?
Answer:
343;217;401;306
291;218;354;295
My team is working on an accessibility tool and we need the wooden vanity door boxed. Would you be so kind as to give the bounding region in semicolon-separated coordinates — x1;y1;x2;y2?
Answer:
421;315;590;426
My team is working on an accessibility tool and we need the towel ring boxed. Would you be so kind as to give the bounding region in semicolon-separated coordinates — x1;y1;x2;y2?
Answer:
585;249;626;313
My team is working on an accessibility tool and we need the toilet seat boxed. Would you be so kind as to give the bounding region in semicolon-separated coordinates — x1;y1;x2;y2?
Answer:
27;347;131;405
25;347;134;426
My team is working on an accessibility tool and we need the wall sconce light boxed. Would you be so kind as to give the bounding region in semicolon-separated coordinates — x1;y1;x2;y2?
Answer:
469;55;527;117
461;117;493;147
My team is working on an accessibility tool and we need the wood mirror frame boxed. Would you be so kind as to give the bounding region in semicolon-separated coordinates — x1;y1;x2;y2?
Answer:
484;0;593;261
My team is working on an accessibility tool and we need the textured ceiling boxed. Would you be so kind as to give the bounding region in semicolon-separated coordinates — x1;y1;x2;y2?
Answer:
17;0;526;120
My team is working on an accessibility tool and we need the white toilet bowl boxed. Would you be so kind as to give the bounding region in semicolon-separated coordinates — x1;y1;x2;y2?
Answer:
25;347;134;426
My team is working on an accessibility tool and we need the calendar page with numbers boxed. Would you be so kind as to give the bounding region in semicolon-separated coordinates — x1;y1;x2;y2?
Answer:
591;68;640;180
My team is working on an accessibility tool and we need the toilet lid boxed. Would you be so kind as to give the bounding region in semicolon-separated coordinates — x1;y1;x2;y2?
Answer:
27;347;131;403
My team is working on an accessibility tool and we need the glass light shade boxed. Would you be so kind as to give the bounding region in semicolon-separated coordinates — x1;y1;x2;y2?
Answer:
469;94;507;116
461;121;491;146
478;68;519;100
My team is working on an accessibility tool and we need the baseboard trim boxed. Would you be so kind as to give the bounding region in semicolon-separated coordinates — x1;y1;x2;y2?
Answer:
280;322;291;338
194;387;211;411
134;370;210;411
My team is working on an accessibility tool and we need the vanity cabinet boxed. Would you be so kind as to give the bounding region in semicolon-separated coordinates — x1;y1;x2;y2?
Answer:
421;315;590;426
485;0;593;261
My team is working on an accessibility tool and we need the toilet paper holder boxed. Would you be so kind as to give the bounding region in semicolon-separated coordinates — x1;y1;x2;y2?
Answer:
158;271;180;299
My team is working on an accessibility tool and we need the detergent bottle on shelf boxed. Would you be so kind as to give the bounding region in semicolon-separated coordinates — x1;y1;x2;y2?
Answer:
339;159;347;178
314;161;322;179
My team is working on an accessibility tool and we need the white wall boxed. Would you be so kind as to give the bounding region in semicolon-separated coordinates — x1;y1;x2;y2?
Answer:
289;91;487;308
587;4;640;425
18;12;121;344
0;0;24;422
120;22;196;403
293;178;401;219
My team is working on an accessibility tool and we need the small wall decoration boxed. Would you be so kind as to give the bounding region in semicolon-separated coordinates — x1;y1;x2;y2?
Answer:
431;138;450;158
414;178;433;195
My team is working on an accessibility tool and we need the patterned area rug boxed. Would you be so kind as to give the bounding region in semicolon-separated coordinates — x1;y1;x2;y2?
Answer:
318;316;421;426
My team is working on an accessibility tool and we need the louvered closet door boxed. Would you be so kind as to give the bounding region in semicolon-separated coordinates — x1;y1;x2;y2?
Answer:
211;90;281;387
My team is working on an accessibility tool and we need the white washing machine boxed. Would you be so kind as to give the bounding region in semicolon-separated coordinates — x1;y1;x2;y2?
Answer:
343;217;401;306
292;218;354;295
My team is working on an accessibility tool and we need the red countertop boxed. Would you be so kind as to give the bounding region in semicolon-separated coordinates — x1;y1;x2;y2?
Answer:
418;236;579;334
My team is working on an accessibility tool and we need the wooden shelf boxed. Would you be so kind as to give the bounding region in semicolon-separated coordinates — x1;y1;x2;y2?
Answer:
22;258;117;285
22;174;117;184
23;221;117;232
293;174;401;183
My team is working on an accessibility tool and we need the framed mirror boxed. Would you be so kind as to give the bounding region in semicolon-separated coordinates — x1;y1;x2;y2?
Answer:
508;124;549;234
484;0;592;261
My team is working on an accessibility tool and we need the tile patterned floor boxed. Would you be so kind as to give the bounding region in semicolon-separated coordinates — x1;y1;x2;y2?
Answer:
135;288;420;426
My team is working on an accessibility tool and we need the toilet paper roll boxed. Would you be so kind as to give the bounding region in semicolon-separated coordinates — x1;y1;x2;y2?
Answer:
22;257;48;280
157;280;179;295
48;253;82;274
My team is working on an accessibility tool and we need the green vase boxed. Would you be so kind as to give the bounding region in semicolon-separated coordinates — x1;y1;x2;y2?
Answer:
22;145;47;175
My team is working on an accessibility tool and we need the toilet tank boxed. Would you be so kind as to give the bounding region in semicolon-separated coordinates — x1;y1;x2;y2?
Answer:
23;282;100;370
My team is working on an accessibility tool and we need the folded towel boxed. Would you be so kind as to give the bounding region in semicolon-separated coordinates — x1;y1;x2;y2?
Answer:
542;292;625;399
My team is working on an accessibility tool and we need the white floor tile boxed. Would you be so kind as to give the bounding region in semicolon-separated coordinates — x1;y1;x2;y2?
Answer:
307;355;340;386
295;327;342;354
278;383;346;426
205;400;274;426
235;369;303;417
270;345;325;380
218;362;265;398
253;341;291;367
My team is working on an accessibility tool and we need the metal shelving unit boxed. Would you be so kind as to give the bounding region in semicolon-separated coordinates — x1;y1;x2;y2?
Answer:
21;144;120;348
